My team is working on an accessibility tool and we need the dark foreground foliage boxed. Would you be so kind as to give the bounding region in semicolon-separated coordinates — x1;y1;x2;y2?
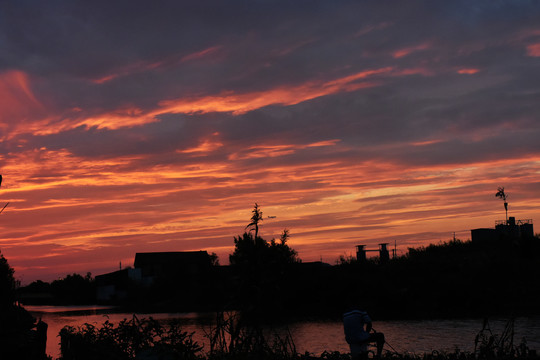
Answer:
60;315;202;360
58;315;539;360
1;250;49;360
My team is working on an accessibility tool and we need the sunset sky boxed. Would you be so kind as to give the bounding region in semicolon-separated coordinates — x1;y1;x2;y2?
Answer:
1;1;540;283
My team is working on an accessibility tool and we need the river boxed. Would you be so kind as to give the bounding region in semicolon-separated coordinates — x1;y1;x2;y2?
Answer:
26;305;540;360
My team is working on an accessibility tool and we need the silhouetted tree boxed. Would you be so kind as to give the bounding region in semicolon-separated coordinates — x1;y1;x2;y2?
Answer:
230;230;299;267
279;228;290;244
269;229;300;265
51;272;96;304
209;252;220;266
245;203;263;238
495;186;508;221
230;207;301;321
0;250;17;306
0;252;45;360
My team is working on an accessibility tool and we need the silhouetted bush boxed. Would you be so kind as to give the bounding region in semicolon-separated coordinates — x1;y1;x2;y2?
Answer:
60;315;202;360
58;314;540;360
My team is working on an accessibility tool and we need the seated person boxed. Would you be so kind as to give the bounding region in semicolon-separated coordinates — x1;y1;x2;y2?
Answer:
343;307;385;359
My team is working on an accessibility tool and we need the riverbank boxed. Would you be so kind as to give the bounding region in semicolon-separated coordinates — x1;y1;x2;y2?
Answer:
27;306;540;360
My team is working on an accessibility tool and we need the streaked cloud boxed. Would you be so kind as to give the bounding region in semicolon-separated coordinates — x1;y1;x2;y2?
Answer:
157;68;392;116
0;0;539;282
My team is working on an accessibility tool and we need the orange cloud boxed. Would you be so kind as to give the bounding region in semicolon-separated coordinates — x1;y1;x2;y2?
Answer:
157;68;392;115
5;67;400;138
2;136;540;283
9;66;432;138
179;134;224;154
228;139;341;160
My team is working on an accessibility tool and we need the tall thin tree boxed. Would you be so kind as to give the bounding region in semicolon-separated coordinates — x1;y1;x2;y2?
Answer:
246;203;263;238
495;187;508;222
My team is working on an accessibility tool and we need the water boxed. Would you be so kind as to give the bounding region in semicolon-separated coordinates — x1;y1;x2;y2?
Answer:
26;305;540;360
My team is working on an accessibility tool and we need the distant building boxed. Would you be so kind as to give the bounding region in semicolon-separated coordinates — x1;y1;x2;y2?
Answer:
134;251;212;284
355;243;391;262
471;217;534;244
95;267;141;302
96;250;212;303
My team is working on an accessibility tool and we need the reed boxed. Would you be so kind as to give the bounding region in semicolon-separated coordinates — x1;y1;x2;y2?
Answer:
58;316;538;360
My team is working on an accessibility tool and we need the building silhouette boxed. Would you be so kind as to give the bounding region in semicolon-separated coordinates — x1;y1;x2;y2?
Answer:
96;251;212;302
471;216;534;244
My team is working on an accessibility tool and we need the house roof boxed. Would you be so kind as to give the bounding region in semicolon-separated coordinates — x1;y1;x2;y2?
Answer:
134;251;210;268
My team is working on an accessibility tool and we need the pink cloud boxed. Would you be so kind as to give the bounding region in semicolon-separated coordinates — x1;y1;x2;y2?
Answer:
457;68;480;75
90;46;223;84
526;43;540;57
392;43;430;58
0;70;43;123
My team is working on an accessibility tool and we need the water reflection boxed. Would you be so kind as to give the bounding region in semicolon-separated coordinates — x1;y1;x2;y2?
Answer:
27;306;540;360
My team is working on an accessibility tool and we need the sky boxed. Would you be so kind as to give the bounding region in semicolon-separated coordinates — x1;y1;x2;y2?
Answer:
1;0;540;284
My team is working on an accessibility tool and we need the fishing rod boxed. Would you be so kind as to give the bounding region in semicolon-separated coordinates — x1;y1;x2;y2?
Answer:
372;327;400;354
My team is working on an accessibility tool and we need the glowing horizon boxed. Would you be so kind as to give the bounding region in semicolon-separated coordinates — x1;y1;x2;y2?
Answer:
1;1;540;284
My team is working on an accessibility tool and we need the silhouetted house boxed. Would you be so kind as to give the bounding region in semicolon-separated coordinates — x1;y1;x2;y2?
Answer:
134;251;212;285
95;267;141;302
96;251;214;304
291;261;331;273
471;217;535;244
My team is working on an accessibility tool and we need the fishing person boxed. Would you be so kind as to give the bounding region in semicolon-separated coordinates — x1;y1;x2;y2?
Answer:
343;307;385;359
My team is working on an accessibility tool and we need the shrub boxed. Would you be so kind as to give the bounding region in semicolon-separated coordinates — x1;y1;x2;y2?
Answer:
59;315;202;360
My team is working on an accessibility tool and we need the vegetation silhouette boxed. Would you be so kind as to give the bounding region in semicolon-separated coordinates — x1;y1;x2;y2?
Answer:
228;204;300;325
19;273;96;305
18;203;540;321
60;315;202;360
0;250;49;360
57;314;539;360
495;187;509;221
330;235;540;320
245;202;264;239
